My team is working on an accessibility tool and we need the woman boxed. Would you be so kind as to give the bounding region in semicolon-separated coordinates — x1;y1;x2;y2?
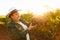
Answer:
7;9;36;40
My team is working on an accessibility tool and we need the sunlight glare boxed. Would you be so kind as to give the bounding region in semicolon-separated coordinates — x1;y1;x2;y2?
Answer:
0;0;60;15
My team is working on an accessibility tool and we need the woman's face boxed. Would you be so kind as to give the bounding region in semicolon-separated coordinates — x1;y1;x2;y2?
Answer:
10;12;20;22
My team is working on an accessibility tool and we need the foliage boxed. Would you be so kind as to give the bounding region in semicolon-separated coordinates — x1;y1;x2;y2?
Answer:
0;9;60;40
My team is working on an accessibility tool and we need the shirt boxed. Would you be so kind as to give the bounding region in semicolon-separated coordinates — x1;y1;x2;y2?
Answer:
17;22;30;40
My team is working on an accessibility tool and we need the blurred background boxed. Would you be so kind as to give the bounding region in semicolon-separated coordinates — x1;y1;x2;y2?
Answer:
0;0;60;40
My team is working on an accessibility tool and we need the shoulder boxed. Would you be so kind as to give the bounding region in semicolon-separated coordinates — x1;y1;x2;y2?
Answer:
7;21;15;28
7;21;13;25
20;18;30;26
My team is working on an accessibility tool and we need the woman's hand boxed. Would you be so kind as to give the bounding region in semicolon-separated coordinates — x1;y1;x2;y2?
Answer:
28;23;36;31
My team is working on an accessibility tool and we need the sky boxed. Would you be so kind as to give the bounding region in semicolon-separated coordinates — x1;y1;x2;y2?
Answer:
0;0;60;15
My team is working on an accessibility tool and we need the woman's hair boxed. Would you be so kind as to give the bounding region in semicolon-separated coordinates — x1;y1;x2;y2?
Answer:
8;9;18;18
